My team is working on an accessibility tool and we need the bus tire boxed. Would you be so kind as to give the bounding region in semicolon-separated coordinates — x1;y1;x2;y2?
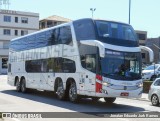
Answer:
21;78;27;93
56;79;65;100
104;97;116;104
15;77;21;92
92;97;100;102
69;81;79;103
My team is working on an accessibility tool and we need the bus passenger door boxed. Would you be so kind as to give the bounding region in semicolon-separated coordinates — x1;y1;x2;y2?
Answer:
84;71;96;96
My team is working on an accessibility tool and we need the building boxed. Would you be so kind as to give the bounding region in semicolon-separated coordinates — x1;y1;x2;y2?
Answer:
39;15;71;29
0;9;39;74
136;30;147;46
146;37;160;63
136;30;149;64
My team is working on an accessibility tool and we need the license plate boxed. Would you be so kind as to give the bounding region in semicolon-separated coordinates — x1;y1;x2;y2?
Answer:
120;92;129;96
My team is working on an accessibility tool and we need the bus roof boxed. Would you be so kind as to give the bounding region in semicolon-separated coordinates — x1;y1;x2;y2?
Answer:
11;18;130;42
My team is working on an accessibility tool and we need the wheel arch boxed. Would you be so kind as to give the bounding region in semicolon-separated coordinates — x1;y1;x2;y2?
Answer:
20;76;25;84
14;76;19;86
54;77;63;92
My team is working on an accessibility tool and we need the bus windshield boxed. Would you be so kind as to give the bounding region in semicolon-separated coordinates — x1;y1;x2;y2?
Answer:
101;50;141;80
96;20;136;41
95;20;139;47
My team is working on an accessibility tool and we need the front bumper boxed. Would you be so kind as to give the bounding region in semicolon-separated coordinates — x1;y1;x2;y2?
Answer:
95;86;143;98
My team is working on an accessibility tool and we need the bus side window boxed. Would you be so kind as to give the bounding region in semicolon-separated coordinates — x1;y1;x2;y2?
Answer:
46;29;60;45
85;54;96;73
62;58;76;73
59;26;73;46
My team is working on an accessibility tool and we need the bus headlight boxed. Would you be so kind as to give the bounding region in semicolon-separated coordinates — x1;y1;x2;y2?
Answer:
102;82;108;86
137;82;143;88
102;82;111;87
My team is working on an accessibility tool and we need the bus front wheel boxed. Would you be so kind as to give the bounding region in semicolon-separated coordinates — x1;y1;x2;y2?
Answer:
92;97;100;102
104;97;116;104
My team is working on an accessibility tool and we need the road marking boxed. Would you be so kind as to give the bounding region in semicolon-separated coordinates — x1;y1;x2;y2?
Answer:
2;118;20;121
117;118;129;121
12;118;21;121
11;118;21;121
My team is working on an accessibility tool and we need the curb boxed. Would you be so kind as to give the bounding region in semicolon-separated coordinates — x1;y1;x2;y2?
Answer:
131;97;150;102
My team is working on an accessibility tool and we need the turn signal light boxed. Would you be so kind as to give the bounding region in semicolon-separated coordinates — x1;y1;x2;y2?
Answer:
96;74;102;81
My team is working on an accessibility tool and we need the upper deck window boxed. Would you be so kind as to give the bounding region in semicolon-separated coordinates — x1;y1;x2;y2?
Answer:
95;20;138;47
73;19;96;40
96;20;136;41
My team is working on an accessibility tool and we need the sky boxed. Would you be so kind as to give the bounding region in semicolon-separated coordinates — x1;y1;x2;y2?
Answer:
1;0;160;38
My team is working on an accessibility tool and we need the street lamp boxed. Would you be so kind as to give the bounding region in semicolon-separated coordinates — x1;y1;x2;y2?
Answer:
90;8;96;18
129;0;131;24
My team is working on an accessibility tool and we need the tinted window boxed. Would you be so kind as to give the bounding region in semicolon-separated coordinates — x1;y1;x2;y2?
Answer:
36;32;47;47
26;60;41;72
47;28;60;45
95;20;138;47
62;58;76;73
26;58;76;73
79;44;98;73
10;26;72;51
96;21;109;37
73;19;96;40
111;23;118;38
59;26;72;45
81;54;96;73
53;58;63;72
85;55;96;73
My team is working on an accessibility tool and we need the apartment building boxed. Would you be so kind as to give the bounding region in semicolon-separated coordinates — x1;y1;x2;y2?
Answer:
146;37;160;63
0;9;39;74
39;15;71;29
135;30;149;64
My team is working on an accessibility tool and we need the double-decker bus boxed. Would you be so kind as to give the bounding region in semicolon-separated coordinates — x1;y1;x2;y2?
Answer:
8;18;152;103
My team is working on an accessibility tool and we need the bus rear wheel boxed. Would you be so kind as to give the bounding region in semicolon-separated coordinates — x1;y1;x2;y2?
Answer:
56;80;65;100
92;97;100;102
21;78;27;93
104;97;116;104
69;82;79;103
16;78;21;92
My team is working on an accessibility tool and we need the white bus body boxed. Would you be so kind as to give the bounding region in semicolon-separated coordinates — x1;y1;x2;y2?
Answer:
8;18;143;103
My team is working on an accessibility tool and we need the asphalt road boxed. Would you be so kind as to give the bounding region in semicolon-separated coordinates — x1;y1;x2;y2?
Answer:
0;75;159;121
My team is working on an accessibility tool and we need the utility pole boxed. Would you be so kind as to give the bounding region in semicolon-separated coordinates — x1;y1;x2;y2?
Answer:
129;0;131;24
90;8;96;18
